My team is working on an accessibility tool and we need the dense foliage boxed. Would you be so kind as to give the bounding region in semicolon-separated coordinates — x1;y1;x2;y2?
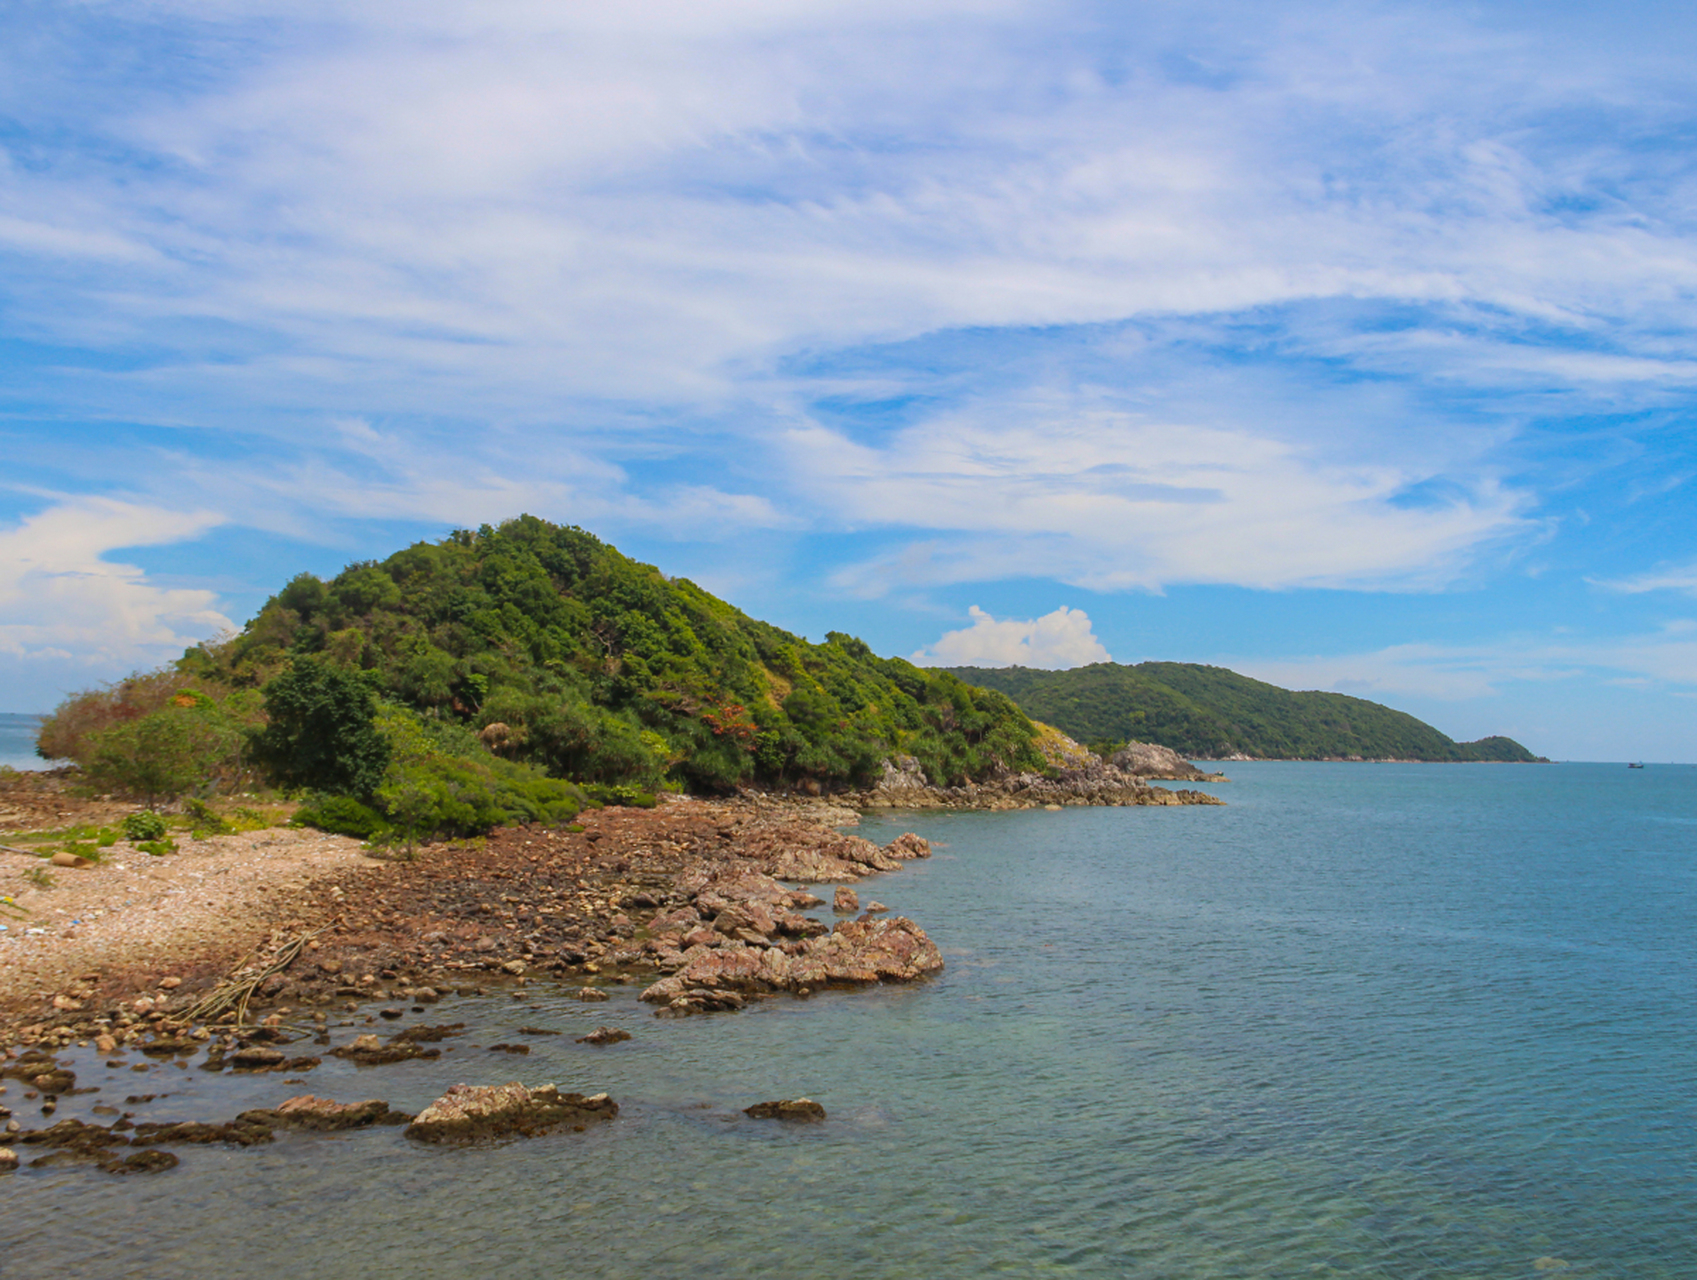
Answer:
946;662;1543;762
39;517;1042;819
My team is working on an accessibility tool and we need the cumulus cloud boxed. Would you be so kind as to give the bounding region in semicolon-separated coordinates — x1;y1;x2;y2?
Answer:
912;604;1110;669
0;500;233;665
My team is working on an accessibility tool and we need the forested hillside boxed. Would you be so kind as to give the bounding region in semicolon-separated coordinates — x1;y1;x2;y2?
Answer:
945;662;1541;762
41;517;1044;824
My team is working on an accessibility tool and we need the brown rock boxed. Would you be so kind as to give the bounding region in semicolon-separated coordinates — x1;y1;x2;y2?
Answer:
245;1095;413;1130
403;1082;617;1144
833;886;859;913
576;1026;631;1045
157;976;183;990
576;987;610;1003
0;1147;15;1171
883;833;931;860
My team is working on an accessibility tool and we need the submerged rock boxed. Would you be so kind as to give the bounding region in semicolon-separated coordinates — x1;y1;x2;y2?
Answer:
404;1082;617;1144
744;1098;826;1122
576;1026;631;1045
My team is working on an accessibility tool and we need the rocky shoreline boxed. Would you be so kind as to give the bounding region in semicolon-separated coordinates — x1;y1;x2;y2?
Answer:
854;747;1225;809
0;765;1224;1176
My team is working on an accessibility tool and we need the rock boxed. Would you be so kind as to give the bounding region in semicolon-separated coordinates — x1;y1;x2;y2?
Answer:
1109;741;1223;781
95;1035;118;1055
103;1149;180;1174
404;1082;618;1144
129;1118;274;1147
318;959;342;974
406;987;440;1003
576;1026;631;1045
244;1095;413;1131
864;901;888;914
331;1033;442;1066
833;887;859;913
229;1047;286;1069
501;959;527;975
883;833;931;860
378;1007;405;1020
31;1070;74;1094
576;987;610;1002
0;1147;15;1171
744;1098;826;1122
639;915;944;1009
157;976;183;990
52;995;83;1011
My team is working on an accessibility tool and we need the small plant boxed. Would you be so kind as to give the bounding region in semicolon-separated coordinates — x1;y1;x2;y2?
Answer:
21;864;56;889
136;838;177;857
122;811;170;843
185;797;234;837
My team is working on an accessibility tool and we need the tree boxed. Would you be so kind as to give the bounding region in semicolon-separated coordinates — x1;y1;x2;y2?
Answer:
249;657;390;796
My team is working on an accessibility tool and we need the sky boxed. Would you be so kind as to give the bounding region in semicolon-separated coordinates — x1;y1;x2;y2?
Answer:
4;0;1697;761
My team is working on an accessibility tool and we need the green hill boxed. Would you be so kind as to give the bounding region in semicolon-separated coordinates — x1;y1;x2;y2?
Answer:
45;516;1043;799
942;662;1541;762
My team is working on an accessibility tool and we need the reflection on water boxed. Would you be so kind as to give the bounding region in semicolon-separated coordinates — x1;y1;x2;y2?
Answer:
9;763;1696;1278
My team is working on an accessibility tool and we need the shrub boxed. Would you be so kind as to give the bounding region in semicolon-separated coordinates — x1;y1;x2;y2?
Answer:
579;782;657;809
122;812;169;842
294;794;390;840
185;797;234;836
84;706;244;808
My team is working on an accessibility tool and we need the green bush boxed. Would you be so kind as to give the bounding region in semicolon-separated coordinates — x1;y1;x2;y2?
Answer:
122;812;169;842
374;753;584;846
293;794;390;840
579;782;657;809
185;797;235;835
85;705;244;808
137;838;177;857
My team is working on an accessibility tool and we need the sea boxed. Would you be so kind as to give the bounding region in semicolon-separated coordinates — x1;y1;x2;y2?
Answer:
7;761;1696;1279
0;712;50;770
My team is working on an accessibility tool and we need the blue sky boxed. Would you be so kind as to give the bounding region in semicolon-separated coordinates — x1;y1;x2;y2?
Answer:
5;0;1697;761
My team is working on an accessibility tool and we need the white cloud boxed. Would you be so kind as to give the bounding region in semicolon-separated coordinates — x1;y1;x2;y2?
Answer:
912;604;1110;668
1594;562;1697;596
796;401;1529;594
0;499;233;665
1230;622;1697;703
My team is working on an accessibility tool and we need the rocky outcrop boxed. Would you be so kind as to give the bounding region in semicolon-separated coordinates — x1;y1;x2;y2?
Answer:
404;1082;618;1144
640;915;944;1013
1109;742;1225;782
856;755;1224;810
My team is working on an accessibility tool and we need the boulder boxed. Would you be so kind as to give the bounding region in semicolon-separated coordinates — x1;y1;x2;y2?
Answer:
404;1082;617;1144
833;887;859;913
576;1026;631;1045
744;1098;826;1122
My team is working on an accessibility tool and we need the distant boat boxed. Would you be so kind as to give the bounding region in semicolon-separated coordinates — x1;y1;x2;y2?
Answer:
1628;761;1645;769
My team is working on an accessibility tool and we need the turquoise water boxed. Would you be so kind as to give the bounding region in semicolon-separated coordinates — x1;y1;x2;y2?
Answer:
0;712;49;770
8;762;1696;1278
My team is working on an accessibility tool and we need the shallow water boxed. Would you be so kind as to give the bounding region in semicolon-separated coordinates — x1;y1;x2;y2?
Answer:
8;762;1696;1279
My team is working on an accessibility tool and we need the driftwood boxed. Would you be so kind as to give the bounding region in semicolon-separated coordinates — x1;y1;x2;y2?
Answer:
176;929;324;1027
1;844;46;858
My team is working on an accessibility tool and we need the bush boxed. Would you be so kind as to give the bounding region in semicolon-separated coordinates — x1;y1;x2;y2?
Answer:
294;794;390;840
122;812;169;842
578;782;657;809
84;706;244;808
185;797;234;835
374;753;585;847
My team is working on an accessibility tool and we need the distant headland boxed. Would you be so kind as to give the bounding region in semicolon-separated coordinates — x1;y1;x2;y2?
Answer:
944;662;1545;763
